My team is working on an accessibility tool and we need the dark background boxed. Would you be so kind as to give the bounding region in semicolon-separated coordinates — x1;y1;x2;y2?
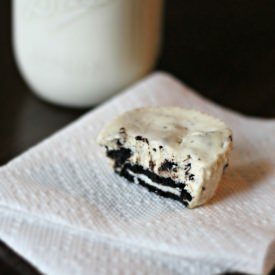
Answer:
0;1;275;274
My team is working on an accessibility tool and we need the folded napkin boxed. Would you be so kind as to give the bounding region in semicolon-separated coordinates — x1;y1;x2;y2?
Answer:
0;73;274;275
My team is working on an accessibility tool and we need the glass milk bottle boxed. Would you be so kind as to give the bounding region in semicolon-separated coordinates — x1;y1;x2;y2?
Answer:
13;0;164;107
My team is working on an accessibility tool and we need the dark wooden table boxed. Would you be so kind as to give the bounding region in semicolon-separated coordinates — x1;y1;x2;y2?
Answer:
1;1;275;274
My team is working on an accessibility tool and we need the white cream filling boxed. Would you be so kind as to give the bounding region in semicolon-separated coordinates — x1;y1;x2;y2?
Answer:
127;169;181;197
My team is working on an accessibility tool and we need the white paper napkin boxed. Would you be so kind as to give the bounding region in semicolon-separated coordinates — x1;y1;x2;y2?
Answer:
0;72;274;275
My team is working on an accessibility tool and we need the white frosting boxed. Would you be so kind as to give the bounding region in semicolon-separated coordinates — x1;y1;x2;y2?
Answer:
97;107;233;208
